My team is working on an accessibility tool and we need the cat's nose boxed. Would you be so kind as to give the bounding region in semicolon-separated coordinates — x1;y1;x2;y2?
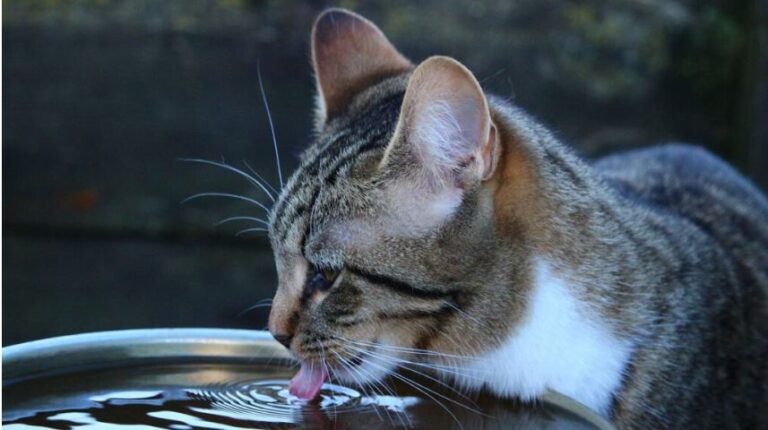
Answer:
273;333;293;349
268;286;300;350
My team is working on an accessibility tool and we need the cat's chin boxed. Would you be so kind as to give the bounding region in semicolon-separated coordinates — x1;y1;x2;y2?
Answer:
329;343;400;387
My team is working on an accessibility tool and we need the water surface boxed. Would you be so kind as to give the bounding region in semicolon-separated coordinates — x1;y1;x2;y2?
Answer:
4;363;599;429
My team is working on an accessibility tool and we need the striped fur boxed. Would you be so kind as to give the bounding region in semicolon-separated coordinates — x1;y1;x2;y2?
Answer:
266;8;768;429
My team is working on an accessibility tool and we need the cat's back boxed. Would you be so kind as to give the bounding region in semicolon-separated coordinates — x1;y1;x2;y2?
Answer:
595;144;768;428
595;144;768;284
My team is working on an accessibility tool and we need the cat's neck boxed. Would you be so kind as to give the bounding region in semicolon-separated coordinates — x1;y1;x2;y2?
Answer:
487;100;688;336
488;103;624;264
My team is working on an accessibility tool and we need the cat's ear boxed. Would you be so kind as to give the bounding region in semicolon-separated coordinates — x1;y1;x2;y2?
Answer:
378;56;499;235
385;56;498;186
311;8;411;121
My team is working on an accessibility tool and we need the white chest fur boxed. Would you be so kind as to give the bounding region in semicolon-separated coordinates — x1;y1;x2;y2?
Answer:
448;259;632;416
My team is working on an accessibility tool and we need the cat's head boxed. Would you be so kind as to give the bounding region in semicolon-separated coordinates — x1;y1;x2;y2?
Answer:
267;8;532;386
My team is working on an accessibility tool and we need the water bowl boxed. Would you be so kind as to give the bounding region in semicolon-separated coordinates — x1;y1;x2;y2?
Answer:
3;328;616;429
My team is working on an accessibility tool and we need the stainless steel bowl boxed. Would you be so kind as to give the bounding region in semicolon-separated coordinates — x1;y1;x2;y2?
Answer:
3;328;616;430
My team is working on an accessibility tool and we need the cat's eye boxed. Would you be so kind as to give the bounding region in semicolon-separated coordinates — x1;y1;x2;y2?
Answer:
308;268;339;292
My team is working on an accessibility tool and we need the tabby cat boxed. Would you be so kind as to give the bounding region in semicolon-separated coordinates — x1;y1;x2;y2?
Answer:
265;8;768;429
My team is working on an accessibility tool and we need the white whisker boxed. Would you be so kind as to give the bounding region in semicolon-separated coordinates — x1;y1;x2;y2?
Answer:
356;354;470;430
244;160;279;195
331;351;388;423
235;227;269;236
347;343;484;381
236;302;273;318
178;158;276;202
337;350;411;428
216;216;269;227
256;61;283;188
344;344;483;403
339;337;482;362
182;192;271;214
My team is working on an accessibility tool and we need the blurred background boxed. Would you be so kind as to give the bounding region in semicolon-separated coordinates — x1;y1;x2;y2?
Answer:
4;0;767;345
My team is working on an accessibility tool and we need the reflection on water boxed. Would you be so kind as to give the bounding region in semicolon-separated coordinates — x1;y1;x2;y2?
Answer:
5;382;419;430
190;379;418;424
3;364;601;429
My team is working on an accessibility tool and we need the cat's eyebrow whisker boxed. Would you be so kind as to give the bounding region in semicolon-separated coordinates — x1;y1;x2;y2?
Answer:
256;61;283;189
178;158;276;203
181;192;271;214
215;216;270;227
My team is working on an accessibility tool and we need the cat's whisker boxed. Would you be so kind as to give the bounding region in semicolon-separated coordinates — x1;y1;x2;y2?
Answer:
340;342;481;413
442;301;484;326
235;227;269;236
353;352;473;430
343;343;484;403
358;347;484;381
256;61;283;189
215;216;270;227
236;302;273;318
178;158;276;203
367;373;412;429
331;351;388;423
316;343;338;421
181;192;271;214
339;337;483;362
338;339;473;373
244;160;279;195
333;349;411;428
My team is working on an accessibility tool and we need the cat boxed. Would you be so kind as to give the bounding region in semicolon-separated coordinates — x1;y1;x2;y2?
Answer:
265;8;768;429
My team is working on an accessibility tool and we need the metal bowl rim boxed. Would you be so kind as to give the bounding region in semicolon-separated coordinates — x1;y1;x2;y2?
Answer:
2;328;615;430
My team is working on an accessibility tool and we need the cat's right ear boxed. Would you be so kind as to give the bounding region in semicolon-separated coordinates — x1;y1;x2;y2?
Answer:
311;8;411;123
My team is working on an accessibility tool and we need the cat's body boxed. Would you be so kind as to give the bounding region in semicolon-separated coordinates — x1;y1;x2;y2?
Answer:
592;143;768;428
266;9;768;429
452;101;768;428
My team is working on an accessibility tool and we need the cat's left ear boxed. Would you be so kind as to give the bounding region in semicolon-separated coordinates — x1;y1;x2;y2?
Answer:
384;56;499;186
378;56;500;235
311;9;412;122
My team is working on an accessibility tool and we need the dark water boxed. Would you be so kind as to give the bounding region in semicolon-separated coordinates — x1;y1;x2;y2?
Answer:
3;363;601;429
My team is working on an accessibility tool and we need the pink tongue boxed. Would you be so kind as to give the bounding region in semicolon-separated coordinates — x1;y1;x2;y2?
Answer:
289;363;327;400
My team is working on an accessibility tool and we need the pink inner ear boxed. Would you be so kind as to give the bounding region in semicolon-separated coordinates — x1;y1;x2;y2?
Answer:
451;97;486;146
400;57;491;185
311;9;411;119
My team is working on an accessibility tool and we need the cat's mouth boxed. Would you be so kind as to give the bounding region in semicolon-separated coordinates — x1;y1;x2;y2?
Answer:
288;355;363;400
289;362;328;400
290;342;399;400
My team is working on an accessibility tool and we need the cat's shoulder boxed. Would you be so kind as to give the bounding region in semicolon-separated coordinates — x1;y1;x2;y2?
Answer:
594;143;768;212
596;143;737;182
